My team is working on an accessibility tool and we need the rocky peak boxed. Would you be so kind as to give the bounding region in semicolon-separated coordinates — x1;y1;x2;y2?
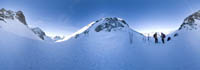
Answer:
0;8;27;25
0;8;15;20
31;27;46;40
15;11;27;25
63;17;132;40
179;10;200;30
94;17;129;32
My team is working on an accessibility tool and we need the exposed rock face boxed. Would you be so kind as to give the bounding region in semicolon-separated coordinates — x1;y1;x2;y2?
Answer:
0;8;27;25
94;17;129;32
0;8;15;20
65;17;143;42
53;36;65;41
31;27;46;40
15;11;27;25
179;10;200;30
0;8;51;41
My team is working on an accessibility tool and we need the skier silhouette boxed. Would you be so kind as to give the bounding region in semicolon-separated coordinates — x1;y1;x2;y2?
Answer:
161;32;166;44
153;32;158;43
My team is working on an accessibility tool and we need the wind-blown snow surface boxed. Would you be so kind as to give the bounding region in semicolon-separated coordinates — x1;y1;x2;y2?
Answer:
1;11;200;70
1;27;200;70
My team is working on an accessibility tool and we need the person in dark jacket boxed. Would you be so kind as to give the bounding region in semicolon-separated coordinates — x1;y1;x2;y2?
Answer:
153;32;158;43
161;32;166;44
167;37;171;41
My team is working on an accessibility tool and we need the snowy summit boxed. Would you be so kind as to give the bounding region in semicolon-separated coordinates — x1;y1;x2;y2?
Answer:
0;8;52;41
1;8;200;70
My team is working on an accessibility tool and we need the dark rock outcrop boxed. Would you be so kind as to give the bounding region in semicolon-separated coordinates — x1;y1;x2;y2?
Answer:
0;8;15;20
15;11;27;25
95;17;129;32
0;8;27;25
31;27;46;40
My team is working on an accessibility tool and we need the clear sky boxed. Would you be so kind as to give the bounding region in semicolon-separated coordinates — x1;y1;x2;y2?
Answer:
1;0;200;36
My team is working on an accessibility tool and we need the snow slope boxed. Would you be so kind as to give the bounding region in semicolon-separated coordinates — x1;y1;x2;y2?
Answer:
1;8;200;70
55;17;200;70
0;8;52;41
59;17;145;44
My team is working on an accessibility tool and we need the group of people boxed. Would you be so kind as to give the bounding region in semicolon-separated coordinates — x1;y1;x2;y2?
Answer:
153;32;166;44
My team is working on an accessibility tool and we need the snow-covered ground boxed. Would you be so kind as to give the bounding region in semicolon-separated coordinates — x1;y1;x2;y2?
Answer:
1;8;200;70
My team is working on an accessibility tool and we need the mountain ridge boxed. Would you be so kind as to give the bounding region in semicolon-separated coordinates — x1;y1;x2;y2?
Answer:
0;8;51;41
1;8;200;43
57;17;145;42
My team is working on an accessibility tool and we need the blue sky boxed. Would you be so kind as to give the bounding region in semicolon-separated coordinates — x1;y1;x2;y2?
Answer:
1;0;200;36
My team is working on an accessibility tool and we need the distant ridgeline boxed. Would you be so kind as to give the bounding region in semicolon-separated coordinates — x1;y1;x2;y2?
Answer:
1;8;200;44
0;8;51;41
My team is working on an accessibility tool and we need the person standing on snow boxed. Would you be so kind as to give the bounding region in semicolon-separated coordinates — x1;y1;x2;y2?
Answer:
153;32;158;43
161;32;166;44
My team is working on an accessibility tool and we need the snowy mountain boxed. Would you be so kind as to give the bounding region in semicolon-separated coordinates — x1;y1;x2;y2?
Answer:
179;10;200;30
2;8;200;70
0;8;51;41
59;17;145;44
55;16;200;70
166;10;200;43
30;27;53;41
0;8;27;25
